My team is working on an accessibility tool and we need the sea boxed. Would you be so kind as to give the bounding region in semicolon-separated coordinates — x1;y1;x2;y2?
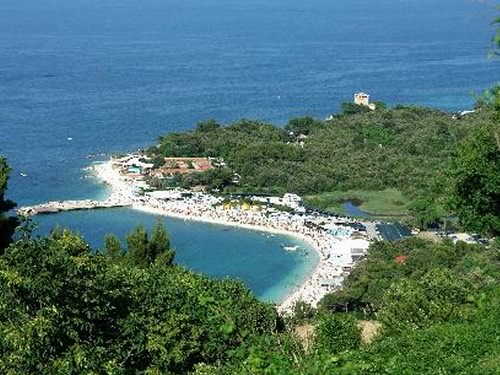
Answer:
0;0;498;302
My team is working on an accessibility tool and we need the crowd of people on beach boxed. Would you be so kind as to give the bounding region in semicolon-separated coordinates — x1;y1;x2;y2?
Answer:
94;158;367;313
135;192;357;312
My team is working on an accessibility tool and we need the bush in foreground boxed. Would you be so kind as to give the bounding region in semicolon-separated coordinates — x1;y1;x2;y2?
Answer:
0;229;279;374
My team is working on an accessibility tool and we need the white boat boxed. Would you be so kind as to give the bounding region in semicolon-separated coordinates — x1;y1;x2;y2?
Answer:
20;173;28;177
283;245;299;251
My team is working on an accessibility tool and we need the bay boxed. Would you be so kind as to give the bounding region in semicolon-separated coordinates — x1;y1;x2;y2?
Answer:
33;208;319;303
0;0;498;301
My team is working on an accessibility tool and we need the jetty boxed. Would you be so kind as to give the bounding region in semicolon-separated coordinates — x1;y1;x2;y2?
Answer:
17;199;132;217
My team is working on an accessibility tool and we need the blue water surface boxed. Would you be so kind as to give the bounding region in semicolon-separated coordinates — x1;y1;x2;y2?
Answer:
1;0;498;205
0;0;498;301
33;208;318;303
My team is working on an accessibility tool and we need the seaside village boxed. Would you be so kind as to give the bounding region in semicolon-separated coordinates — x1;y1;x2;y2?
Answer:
104;152;383;311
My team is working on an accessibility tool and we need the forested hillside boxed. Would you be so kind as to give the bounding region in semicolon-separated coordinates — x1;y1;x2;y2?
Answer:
204;238;500;375
146;102;497;227
2;219;500;374
2;104;500;372
1;91;500;372
149;106;489;197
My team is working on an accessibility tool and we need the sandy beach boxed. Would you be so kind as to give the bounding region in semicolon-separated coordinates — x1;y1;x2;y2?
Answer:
93;158;359;314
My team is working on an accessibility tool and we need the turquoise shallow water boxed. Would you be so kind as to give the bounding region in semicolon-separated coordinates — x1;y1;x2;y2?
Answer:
33;208;319;303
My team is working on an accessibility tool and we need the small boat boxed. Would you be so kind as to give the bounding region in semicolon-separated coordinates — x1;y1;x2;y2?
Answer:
67;137;73;141
283;245;299;251
20;173;28;177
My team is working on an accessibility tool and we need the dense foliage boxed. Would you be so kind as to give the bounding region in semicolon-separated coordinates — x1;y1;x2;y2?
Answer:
0;158;18;252
312;313;360;355
147;102;500;232
1;97;500;372
147;91;500;233
446;88;500;236
319;238;499;316
200;238;500;374
149;107;485;198
2;87;500;373
0;228;279;374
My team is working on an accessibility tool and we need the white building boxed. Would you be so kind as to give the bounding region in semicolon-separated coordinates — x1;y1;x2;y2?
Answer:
249;193;304;211
354;92;376;111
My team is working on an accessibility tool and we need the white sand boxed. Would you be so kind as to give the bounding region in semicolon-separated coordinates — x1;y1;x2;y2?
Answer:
94;158;355;314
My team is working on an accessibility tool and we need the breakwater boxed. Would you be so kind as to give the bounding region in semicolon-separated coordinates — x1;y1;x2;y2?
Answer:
17;199;131;216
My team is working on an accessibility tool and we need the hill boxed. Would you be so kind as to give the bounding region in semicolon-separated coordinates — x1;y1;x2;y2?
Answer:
146;104;493;220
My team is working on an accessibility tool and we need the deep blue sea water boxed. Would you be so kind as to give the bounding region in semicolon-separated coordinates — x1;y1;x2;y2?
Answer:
1;0;498;301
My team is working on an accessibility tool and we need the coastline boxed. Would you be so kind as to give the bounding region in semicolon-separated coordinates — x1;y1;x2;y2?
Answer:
92;159;355;313
132;203;322;305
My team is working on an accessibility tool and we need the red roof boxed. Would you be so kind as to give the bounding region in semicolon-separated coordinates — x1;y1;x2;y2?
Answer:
395;255;408;264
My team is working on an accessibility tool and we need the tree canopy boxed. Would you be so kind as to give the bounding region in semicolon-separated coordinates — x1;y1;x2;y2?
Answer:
446;88;500;236
192;238;500;375
148;106;488;200
0;157;18;253
0;228;279;374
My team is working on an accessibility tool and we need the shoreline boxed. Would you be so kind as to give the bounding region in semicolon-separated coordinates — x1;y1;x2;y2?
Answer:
132;203;322;306
130;203;333;314
93;159;358;313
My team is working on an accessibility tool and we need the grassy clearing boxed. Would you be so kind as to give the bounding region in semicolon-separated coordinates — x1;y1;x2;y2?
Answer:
304;189;409;217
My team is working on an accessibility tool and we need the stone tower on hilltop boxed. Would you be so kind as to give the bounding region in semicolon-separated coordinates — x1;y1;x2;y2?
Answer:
354;92;376;110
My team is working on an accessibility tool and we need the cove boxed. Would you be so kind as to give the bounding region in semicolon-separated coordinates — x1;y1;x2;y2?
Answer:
33;208;319;304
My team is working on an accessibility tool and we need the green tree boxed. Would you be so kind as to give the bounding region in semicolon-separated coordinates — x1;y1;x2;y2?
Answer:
285;117;323;136
49;225;90;256
0;157;18;253
341;102;371;115
204;168;234;191
290;301;316;324
126;225;149;267
196;119;221;133
0;229;279;374
373;100;387;110
408;197;441;230
446;114;500;236
378;268;472;333
313;313;361;354
104;233;122;262
148;221;175;265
